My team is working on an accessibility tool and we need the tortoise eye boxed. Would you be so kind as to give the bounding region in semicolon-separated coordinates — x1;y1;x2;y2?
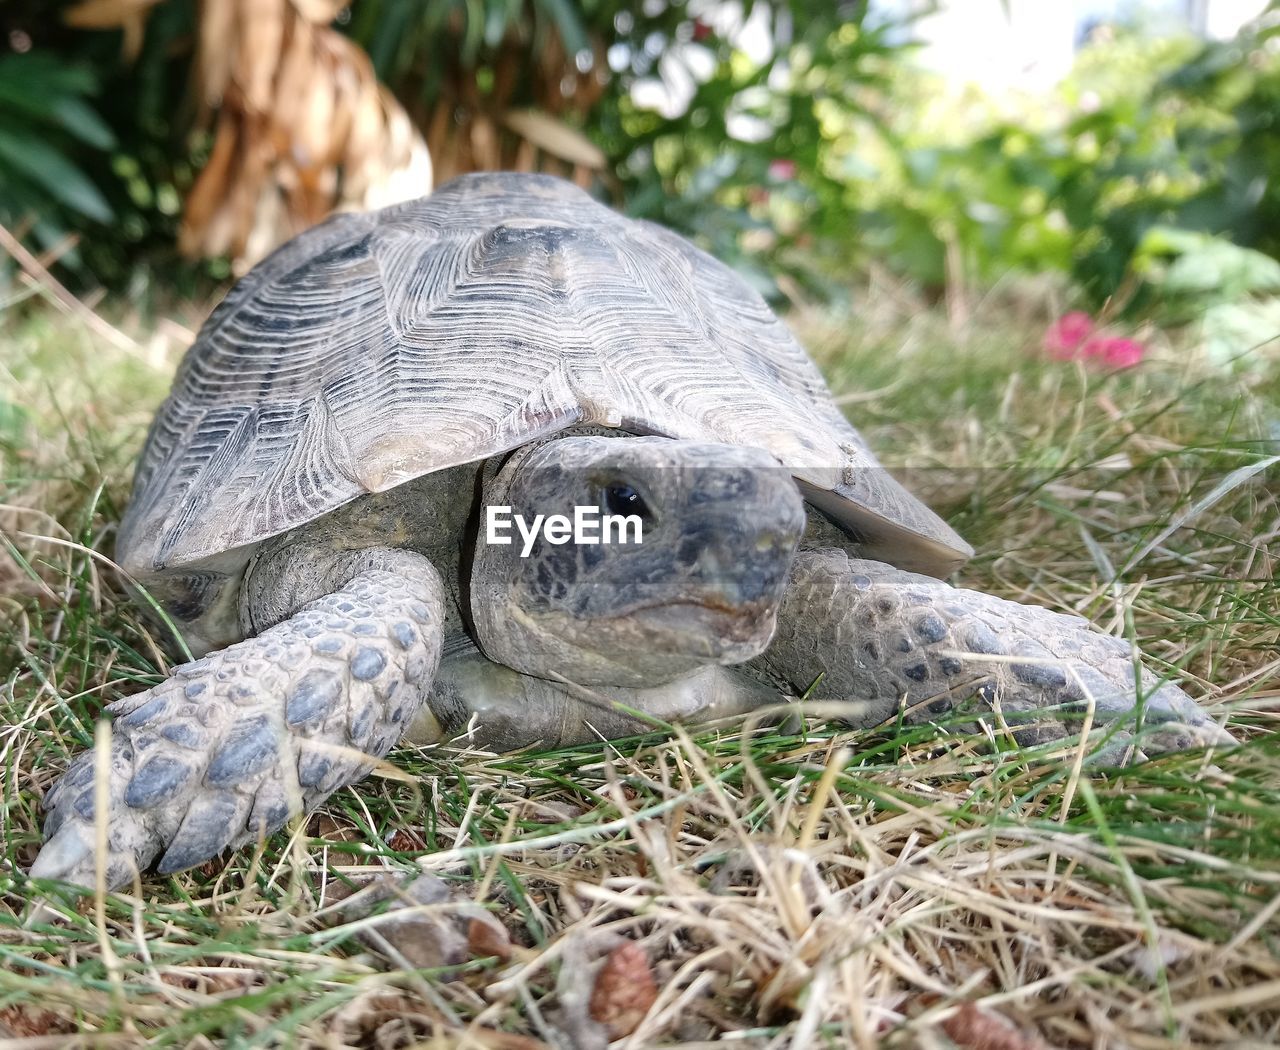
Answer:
604;483;651;521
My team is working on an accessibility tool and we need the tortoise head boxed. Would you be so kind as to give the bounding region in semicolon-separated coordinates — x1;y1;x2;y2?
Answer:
470;436;805;688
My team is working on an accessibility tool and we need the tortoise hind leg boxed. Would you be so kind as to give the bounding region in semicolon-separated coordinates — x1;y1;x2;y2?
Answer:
747;548;1233;753
31;550;445;890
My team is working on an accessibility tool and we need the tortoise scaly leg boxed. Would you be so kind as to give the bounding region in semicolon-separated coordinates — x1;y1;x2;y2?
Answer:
31;551;445;890
749;549;1233;753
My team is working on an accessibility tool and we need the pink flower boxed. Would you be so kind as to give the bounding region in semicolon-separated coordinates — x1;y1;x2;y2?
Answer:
1043;311;1095;359
767;159;797;181
1041;313;1145;369
1085;335;1145;369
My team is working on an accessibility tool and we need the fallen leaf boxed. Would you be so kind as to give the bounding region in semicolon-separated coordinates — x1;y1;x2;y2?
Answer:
386;828;425;852
0;1004;74;1038
334;871;512;973
468;915;514;962
941;1003;1049;1050
589;941;658;1039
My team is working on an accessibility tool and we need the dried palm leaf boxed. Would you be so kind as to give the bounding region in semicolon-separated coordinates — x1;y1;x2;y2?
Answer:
234;0;285;115
194;0;235;111
502;109;606;170
66;0;432;272
68;0;620;267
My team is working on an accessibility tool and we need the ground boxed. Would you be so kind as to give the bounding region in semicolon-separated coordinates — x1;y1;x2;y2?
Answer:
0;285;1277;1048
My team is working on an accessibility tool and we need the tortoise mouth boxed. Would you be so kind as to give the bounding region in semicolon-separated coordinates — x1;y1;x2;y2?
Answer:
625;598;779;658
616;595;770;619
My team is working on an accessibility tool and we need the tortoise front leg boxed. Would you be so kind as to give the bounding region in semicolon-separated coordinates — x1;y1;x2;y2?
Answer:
31;550;445;890
748;548;1232;752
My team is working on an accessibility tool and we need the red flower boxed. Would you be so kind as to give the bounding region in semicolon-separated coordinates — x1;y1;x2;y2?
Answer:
692;19;713;42
1042;313;1145;369
1043;311;1094;359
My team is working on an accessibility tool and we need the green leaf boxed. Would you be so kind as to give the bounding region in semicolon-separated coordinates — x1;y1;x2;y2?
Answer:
1137;226;1280;299
461;0;485;66
1200;298;1280;370
0;53;97;97
0;128;114;223
51;97;116;151
535;0;588;58
0;397;30;452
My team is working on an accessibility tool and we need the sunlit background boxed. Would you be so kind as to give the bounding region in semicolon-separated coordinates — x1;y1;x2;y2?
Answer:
909;1;1268;87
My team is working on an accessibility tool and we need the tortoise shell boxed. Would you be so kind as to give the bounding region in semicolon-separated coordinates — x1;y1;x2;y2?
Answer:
119;173;969;624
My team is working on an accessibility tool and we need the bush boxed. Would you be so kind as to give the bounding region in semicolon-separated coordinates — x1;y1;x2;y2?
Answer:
594;3;929;299
854;5;1280;313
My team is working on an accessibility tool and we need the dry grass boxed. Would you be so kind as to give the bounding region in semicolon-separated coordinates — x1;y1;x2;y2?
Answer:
1;285;1278;1048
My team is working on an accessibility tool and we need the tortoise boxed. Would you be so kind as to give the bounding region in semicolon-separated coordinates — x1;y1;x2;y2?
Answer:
31;172;1230;890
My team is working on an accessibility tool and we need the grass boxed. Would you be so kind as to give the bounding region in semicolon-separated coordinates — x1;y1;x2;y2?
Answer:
1;284;1278;1047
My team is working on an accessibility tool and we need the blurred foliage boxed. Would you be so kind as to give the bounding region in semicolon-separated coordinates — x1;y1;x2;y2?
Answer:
344;0;618;178
863;5;1280;313
4;0;1280;320
1134;226;1280;370
852;29;1203;300
2;1;208;297
1134;227;1280;314
0;50;116;267
3;0;928;302
343;1;933;298
1158;10;1280;263
593;3;930;298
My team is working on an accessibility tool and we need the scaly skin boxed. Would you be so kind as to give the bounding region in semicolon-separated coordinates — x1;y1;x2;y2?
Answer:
31;553;444;890
750;549;1231;750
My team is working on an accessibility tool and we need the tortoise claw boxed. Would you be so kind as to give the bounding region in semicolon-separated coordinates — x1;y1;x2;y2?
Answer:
28;822;93;884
